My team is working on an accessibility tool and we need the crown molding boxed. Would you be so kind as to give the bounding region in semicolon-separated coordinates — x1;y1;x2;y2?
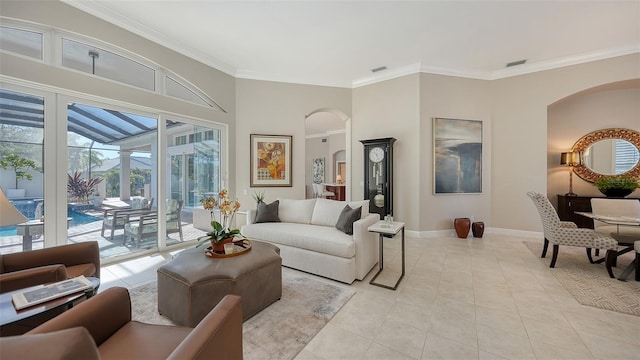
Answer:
352;63;422;88
235;69;351;88
488;44;640;80
57;1;640;89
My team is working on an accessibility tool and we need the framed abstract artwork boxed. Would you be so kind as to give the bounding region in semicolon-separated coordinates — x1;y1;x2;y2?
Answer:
312;158;325;184
250;134;292;187
433;118;482;194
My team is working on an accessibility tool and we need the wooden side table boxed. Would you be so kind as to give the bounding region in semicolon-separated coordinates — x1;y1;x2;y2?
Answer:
367;221;405;290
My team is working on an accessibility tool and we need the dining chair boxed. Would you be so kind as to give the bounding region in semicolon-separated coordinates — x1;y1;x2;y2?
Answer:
527;192;618;277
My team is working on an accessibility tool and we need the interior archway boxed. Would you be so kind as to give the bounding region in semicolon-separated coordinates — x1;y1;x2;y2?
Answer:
547;79;640;204
304;109;351;200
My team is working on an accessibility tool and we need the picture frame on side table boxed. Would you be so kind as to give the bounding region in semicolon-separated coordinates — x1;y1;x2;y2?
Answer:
433;118;482;194
250;134;293;187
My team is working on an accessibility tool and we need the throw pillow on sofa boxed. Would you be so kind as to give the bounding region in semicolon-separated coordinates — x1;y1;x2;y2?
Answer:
255;200;281;223
335;205;361;235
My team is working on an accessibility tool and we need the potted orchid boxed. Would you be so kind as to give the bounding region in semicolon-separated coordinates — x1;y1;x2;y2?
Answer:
197;189;241;252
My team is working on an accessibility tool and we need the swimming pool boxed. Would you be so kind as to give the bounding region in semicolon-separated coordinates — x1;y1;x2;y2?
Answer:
0;199;101;236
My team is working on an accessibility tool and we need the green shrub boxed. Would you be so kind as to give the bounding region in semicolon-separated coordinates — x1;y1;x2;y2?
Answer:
594;175;639;191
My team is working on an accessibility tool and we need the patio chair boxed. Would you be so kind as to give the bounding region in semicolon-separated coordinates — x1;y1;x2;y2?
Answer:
526;192;618;278
100;198;154;240
123;200;183;248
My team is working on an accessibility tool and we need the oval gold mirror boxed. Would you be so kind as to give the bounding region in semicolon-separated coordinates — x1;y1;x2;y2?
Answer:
572;128;640;183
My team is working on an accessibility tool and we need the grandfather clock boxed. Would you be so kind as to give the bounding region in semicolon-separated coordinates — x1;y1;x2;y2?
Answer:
360;137;396;219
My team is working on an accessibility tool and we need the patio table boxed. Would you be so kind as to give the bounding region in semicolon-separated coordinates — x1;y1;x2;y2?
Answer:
16;218;71;251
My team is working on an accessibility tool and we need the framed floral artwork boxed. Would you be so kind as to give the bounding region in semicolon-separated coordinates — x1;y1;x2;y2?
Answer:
250;134;293;187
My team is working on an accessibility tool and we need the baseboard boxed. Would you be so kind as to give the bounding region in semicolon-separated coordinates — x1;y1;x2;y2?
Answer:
405;227;542;239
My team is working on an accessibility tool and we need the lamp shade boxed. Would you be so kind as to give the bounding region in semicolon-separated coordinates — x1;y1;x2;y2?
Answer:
0;188;28;227
560;151;581;166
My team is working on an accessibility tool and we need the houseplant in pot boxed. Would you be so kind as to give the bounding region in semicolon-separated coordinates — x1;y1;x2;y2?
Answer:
594;175;639;198
197;189;241;253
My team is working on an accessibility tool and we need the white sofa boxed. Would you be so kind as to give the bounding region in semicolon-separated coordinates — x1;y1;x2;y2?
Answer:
241;198;379;284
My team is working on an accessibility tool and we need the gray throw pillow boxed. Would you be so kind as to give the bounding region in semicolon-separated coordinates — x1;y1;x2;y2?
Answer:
254;200;281;223
335;205;361;235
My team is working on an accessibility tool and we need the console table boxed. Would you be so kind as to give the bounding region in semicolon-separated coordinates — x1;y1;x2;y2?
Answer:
323;184;345;201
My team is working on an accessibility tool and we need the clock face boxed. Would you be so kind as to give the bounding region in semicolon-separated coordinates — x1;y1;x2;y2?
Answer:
369;147;385;163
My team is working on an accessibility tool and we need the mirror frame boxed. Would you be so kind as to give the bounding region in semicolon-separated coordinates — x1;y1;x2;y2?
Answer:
571;128;640;183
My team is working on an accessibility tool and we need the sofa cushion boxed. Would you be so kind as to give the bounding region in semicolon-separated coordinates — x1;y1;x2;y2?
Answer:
310;199;370;227
277;198;316;224
310;198;347;226
335;205;362;235
255;200;280;223
242;222;355;258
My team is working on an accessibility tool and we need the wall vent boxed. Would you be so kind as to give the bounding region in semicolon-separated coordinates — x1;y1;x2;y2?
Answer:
371;66;387;73
322;138;327;143
506;59;527;67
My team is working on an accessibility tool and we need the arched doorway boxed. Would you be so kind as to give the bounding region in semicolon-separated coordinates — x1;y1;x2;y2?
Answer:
304;109;351;200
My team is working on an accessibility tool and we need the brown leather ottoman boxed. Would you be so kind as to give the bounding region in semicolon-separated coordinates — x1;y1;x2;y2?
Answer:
157;240;282;327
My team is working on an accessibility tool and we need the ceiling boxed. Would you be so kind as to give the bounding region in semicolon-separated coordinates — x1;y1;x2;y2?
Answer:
64;1;640;88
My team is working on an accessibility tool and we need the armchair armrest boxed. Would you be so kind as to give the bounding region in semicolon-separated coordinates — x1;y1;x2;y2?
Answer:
168;295;243;360
29;287;131;347
0;327;100;360
0;242;100;278
0;265;67;294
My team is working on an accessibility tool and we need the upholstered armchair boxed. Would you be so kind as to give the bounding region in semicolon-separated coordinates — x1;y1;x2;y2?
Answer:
0;287;243;360
0;241;100;294
527;192;618;278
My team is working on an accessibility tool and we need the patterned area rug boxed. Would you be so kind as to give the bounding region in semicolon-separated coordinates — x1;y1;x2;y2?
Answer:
129;270;354;359
524;241;640;317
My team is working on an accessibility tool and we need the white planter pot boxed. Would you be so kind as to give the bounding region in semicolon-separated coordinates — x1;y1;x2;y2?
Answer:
6;188;26;199
92;196;104;207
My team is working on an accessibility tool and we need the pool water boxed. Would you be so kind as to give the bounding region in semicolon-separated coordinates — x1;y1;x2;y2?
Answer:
0;210;101;237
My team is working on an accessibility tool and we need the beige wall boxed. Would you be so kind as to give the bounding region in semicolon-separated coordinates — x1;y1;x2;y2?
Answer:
235;79;351;207
548;85;640;205
3;1;639;234
352;74;421;228
418;74;493;232
491;54;640;232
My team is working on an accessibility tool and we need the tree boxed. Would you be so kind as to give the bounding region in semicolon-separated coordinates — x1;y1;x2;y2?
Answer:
0;153;39;189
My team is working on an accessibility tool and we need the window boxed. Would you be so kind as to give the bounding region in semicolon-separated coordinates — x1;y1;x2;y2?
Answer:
62;38;155;91
615;140;640;174
0;26;43;59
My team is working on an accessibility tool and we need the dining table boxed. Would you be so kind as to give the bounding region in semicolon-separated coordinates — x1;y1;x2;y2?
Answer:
575;211;639;281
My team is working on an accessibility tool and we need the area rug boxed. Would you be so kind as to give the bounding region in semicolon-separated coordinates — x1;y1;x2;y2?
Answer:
524;241;640;317
129;270;355;359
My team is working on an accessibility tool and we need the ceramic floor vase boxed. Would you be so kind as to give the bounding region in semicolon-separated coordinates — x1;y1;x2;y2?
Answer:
454;218;471;238
472;222;485;238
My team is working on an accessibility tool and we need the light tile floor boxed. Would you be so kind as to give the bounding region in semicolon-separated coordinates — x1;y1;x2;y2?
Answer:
100;233;640;360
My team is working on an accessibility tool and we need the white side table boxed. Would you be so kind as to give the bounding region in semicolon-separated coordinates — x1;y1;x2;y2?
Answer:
367;221;405;290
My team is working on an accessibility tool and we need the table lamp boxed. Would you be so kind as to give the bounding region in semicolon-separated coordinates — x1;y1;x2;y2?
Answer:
0;188;28;227
335;174;343;184
560;151;581;197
